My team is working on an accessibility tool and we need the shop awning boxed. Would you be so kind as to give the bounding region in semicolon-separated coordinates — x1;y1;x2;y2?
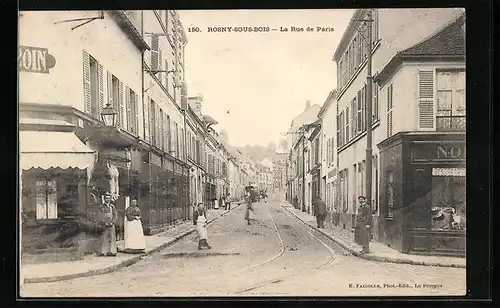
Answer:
20;130;97;170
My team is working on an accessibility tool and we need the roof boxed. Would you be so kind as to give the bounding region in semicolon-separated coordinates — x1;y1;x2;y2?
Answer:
317;89;337;119
399;14;465;57
375;13;465;85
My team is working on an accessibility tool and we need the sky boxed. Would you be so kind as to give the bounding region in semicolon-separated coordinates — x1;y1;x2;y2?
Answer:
179;9;354;147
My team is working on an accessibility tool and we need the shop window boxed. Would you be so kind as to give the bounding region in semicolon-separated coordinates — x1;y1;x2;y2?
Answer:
386;171;394;218
431;168;466;231
35;180;58;220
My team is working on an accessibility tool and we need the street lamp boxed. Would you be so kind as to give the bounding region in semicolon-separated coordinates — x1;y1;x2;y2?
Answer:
101;103;117;127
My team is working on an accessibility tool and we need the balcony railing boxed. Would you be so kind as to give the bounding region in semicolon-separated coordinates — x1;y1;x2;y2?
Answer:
436;115;466;131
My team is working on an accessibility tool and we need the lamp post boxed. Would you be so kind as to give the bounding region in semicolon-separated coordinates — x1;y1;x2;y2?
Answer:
101;103;117;127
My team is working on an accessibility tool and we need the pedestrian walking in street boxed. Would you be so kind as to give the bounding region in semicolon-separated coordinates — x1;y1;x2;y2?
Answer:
214;198;219;210
245;200;254;225
98;192;118;257
355;196;372;254
124;199;146;254
193;203;211;250
313;195;327;228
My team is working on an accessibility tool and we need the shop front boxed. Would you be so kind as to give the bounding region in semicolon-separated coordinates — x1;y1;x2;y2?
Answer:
20;119;97;261
378;132;466;257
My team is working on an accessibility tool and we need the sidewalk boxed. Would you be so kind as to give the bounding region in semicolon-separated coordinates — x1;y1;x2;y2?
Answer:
23;204;241;284
282;203;466;268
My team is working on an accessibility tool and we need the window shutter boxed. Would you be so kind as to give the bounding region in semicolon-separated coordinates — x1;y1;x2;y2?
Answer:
373;82;378;123
159;109;164;151
362;84;366;131
346;107;350;141
418;70;435;130
98;63;104;117
126;87;132;132
83;51;91;114
163;112;168;153
118;80;124;127
151;35;159;71
143;97;150;142
351;99;356;137
107;72;114;117
387;110;393;137
134;93;140;135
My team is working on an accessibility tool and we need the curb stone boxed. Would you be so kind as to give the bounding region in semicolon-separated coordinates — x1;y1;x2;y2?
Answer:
283;206;466;269
24;203;242;284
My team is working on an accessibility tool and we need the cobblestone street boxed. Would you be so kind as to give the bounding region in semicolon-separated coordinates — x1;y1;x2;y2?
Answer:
22;196;466;297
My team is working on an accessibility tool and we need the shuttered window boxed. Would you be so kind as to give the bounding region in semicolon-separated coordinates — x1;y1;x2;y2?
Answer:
83;52;103;119
351;99;356;138
159;109;164;151
387;84;393;137
327;139;330;165
345;106;350;142
125;89;138;135
126;87;132;132
357;90;362;133
418;70;435;130
373;81;379;123
163;111;169;153
143;96;150;142
166;115;171;153
151;35;159;71
361;84;366;131
337;114;342;147
150;100;156;145
174;122;179;157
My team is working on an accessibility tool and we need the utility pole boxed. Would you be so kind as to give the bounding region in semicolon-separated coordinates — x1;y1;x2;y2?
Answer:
365;10;373;212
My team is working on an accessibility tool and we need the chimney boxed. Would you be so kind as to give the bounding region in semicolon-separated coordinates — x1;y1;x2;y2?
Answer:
305;100;311;111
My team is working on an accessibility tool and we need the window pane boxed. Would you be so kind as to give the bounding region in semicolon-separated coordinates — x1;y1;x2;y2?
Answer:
431;172;466;231
47;180;58;219
455;89;466;115
35;180;47;219
437;72;453;90
437;90;452;114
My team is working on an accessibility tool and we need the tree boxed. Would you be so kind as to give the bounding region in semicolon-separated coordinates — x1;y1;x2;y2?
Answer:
267;142;277;152
279;138;288;151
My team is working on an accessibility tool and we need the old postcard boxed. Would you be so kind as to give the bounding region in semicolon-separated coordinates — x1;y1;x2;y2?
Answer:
18;8;466;297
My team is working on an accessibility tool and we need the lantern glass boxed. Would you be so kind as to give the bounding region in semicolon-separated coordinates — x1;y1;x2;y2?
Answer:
101;103;117;127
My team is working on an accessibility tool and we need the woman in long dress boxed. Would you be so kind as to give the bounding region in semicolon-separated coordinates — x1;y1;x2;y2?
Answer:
193;203;211;250
124;199;146;254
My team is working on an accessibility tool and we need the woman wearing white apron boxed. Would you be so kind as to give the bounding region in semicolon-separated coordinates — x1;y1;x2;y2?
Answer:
124;199;146;253
193;203;211;250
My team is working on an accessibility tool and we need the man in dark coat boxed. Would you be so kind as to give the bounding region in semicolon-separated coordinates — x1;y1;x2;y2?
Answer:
355;196;372;254
313;196;327;228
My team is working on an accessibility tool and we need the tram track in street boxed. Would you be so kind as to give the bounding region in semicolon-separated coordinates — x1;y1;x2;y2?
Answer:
230;204;338;295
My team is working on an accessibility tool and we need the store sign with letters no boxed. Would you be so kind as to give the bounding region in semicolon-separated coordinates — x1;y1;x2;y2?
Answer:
411;142;466;163
18;45;56;74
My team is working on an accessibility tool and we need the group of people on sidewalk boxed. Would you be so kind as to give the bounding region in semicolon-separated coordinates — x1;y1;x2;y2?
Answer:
97;192;146;257
312;195;372;254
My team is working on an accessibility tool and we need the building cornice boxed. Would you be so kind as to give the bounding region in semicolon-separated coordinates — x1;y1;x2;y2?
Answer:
108;10;150;51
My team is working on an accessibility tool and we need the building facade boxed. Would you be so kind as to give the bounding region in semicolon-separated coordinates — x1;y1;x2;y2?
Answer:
374;14;466;256
333;8;465;255
19;10;149;257
318;90;338;214
286;102;321;211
